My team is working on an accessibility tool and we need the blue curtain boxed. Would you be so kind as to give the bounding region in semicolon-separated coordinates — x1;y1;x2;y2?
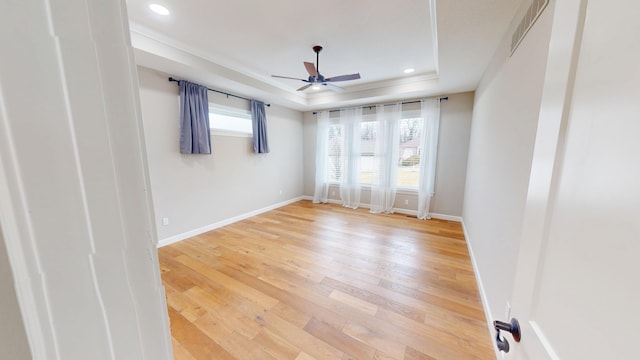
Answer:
251;100;270;154
179;80;211;154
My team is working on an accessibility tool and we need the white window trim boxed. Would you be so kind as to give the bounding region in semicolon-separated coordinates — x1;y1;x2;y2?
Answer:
210;129;252;138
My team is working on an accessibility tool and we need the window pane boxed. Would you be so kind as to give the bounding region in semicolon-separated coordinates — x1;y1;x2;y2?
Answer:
327;124;343;182
360;121;377;184
397;117;423;188
209;106;252;136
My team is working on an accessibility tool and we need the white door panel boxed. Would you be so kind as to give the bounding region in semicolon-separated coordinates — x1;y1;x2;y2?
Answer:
505;0;640;358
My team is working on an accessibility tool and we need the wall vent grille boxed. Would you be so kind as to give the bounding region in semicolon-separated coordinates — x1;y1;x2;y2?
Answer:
511;0;549;55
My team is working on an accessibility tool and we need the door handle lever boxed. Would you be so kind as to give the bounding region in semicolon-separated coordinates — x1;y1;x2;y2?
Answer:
494;318;521;342
496;332;510;352
494;318;521;353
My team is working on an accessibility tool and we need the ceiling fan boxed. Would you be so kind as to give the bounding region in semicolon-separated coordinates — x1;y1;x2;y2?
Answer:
272;45;361;92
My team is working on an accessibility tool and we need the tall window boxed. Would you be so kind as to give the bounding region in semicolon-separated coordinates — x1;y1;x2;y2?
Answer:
359;120;376;184
325;114;424;189
327;124;344;182
397;117;423;188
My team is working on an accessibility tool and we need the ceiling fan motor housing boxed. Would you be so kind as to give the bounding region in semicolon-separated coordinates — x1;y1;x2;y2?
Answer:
310;74;325;82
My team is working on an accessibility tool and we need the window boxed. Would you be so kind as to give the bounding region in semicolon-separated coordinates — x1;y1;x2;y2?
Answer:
209;105;252;137
359;120;376;185
325;113;424;189
327;124;344;182
397;117;423;188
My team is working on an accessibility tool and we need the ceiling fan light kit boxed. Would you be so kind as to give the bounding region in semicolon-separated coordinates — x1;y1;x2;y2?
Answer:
272;45;361;92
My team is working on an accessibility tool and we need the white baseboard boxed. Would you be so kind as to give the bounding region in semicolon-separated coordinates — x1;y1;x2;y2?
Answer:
157;196;308;248
461;220;501;360
429;213;463;222
302;196;461;222
159;194;463;248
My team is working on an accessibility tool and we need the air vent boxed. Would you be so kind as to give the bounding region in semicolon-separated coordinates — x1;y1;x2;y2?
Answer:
510;0;549;55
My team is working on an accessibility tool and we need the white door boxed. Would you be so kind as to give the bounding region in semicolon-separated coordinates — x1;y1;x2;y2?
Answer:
503;0;640;358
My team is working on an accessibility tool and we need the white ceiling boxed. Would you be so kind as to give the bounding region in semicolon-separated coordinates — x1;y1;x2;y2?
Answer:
127;0;523;111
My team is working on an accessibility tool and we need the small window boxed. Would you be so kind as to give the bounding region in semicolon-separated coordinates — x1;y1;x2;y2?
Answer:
209;105;252;137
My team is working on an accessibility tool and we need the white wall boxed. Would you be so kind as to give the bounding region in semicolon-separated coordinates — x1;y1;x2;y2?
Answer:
463;1;554;322
302;92;474;217
137;66;304;242
0;1;172;358
0;226;30;359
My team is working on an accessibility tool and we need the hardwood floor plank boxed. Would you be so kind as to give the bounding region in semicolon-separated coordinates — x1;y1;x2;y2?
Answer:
183;286;262;339
303;317;376;360
404;346;438;360
215;261;348;331
295;352;317;360
269;302;312;329
175;254;280;309
168;307;235;360
159;201;494;359
379;279;485;320
329;290;379;316
164;284;207;323
223;330;279;360
256;310;346;359
171;336;198;360
253;328;300;359
322;277;425;322
342;321;406;359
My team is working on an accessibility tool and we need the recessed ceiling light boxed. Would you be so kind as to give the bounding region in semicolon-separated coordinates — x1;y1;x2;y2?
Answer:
404;68;415;74
149;4;170;15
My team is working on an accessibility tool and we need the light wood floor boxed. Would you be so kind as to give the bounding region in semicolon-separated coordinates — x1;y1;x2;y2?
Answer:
159;201;494;360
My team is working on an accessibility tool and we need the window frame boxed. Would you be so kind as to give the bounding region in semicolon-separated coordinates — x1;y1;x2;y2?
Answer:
208;104;253;138
324;109;424;192
396;109;423;192
326;122;344;185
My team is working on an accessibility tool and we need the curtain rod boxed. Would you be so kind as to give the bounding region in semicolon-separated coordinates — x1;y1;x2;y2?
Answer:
168;77;271;107
312;97;448;115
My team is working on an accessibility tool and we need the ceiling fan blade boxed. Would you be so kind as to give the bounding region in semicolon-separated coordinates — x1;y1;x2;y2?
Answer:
297;84;313;91
322;83;345;93
325;73;361;82
272;75;307;81
304;62;318;77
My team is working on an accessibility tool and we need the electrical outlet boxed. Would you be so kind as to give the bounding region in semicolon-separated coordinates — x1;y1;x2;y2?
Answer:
162;217;169;226
404;199;409;205
279;189;283;195
331;191;335;196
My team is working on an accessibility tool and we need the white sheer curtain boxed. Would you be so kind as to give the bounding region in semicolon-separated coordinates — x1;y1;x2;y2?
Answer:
313;111;330;203
370;104;401;213
417;99;441;220
339;107;362;209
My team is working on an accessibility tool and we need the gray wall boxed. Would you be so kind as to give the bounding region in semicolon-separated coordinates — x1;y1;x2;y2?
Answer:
462;3;554;321
137;66;304;241
302;92;474;217
0;226;31;359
